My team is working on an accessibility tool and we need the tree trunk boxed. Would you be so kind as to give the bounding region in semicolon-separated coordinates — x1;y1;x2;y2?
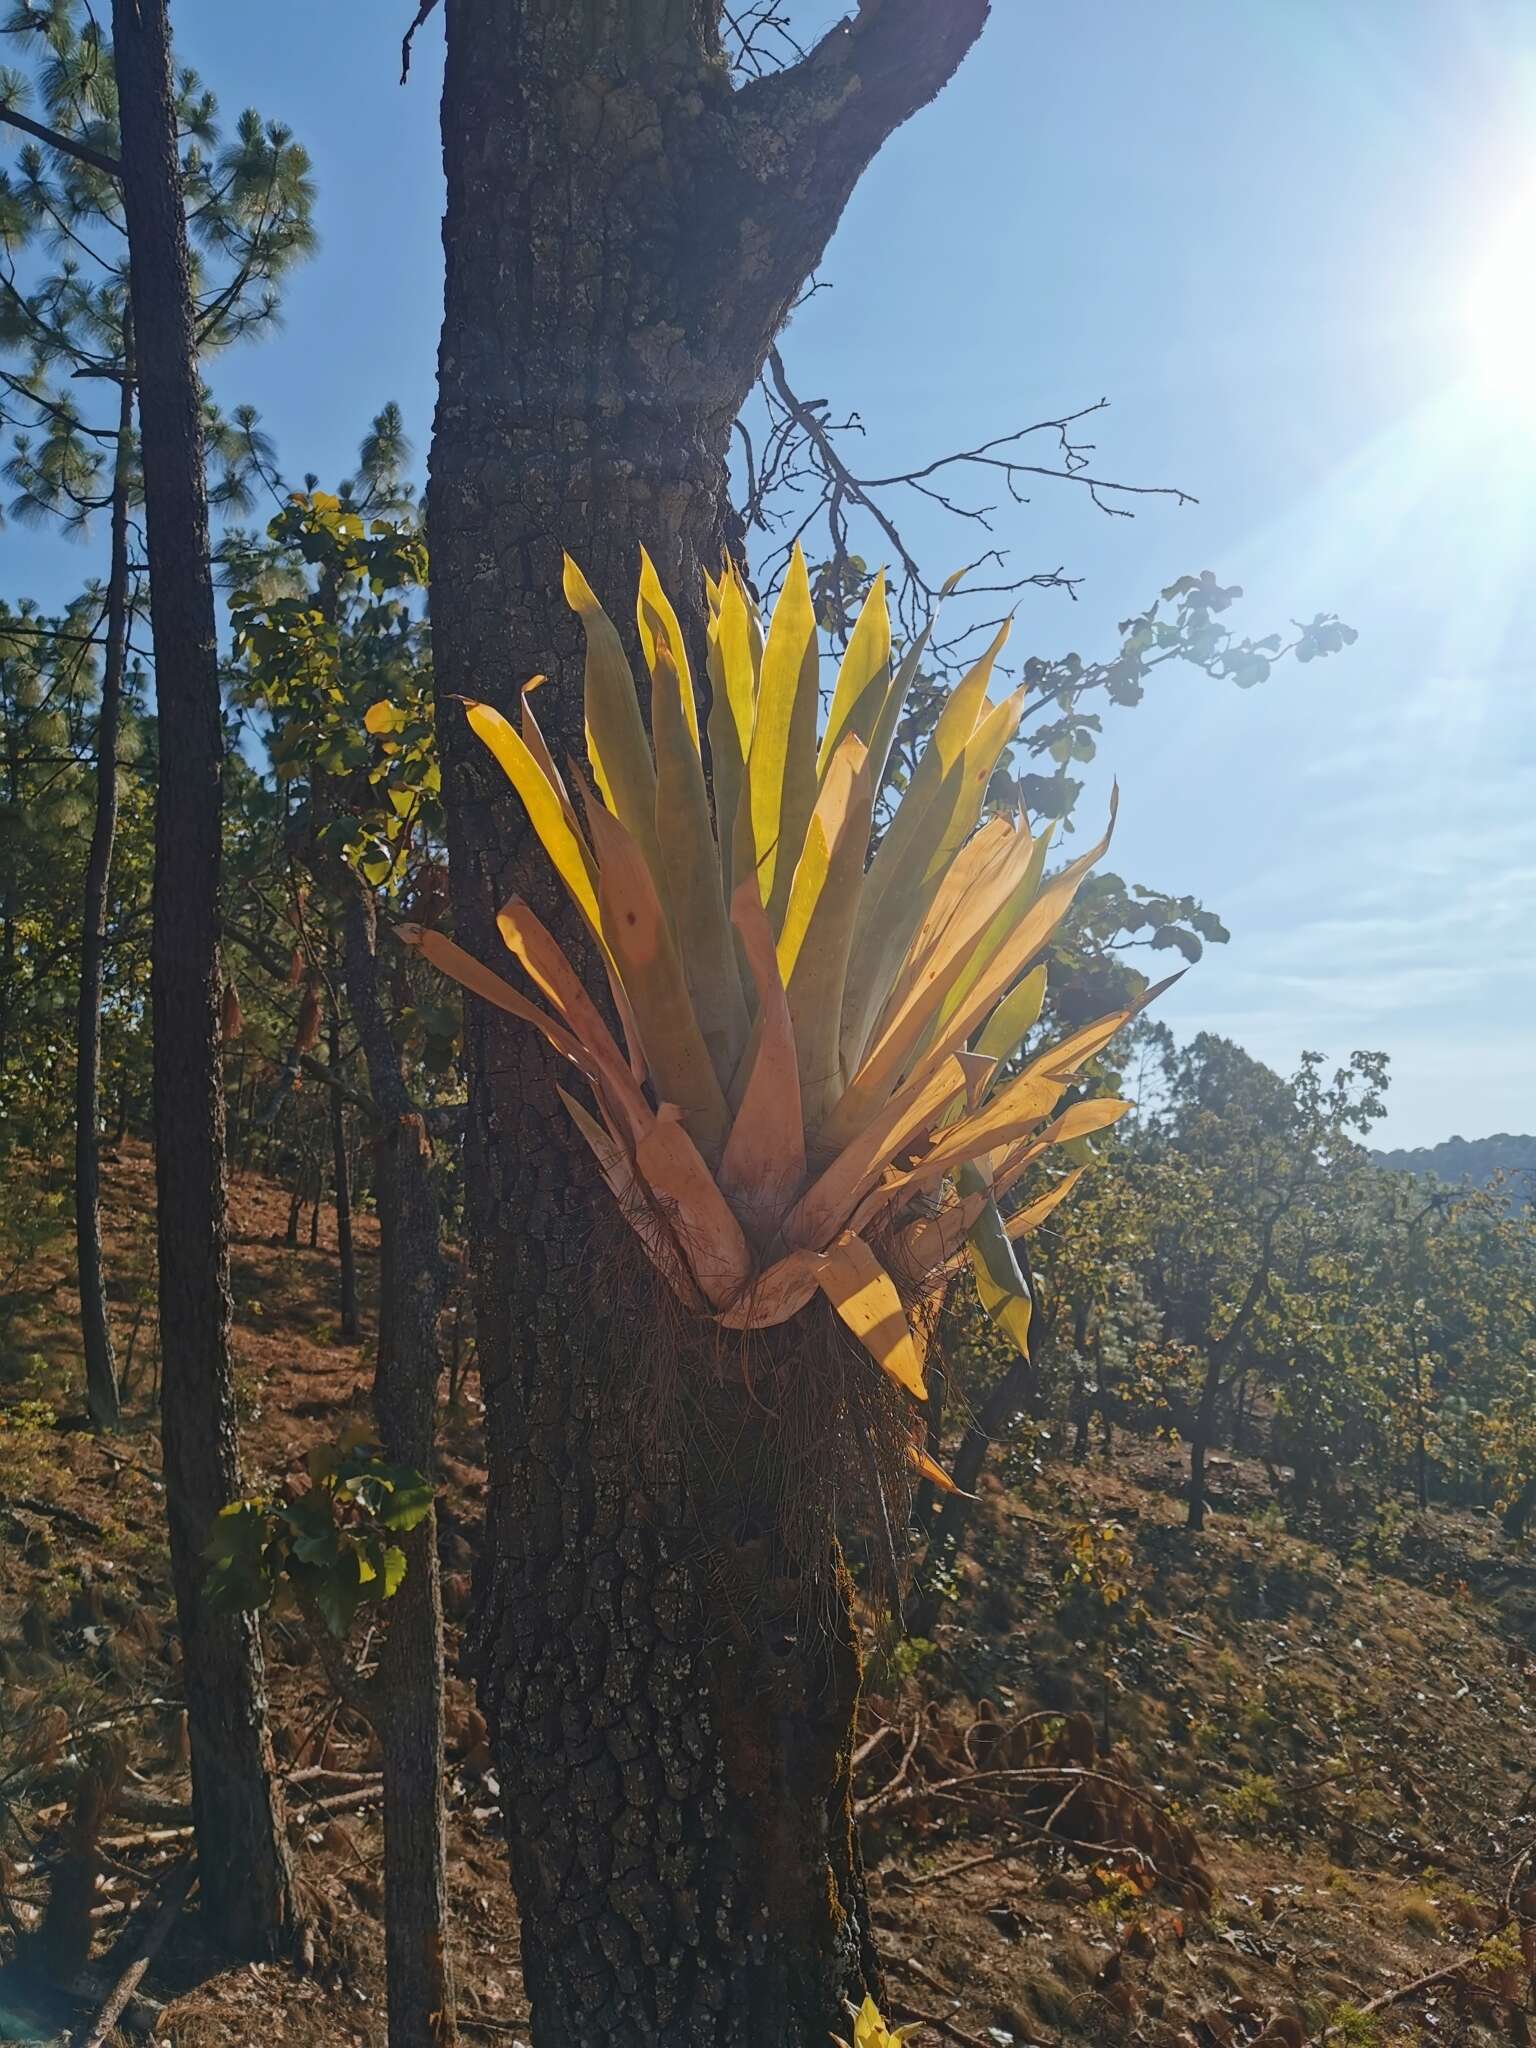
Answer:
1503;1473;1536;1542
429;10;990;2033
1187;1425;1210;1532
113;0;295;1956
337;882;456;2048
1188;1242;1274;1532
431;449;875;2040
75;353;134;1433
906;1346;1035;1639
327;1005;359;1339
285;1158;304;1249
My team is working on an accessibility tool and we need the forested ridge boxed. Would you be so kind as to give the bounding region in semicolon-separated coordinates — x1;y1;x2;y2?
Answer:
1372;1135;1536;1197
1;4;1533;2047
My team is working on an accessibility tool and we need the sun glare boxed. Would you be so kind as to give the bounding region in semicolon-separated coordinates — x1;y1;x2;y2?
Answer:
1464;187;1536;422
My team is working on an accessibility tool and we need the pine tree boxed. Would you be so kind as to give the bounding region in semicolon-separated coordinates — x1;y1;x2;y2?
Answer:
425;7;994;2038
110;0;297;1955
0;0;313;1428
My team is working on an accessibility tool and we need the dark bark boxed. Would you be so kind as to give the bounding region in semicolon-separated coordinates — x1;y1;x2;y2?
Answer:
910;1244;1045;1636
112;0;294;1955
326;1004;359;1339
429;6;989;2036
75;354;134;1433
337;882;456;2048
1187;1429;1211;1533
1503;1473;1536;1542
1186;1235;1274;1533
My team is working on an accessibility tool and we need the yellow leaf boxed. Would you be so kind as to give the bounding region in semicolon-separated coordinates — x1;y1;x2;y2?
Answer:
520;679;650;1080
1004;1164;1088;1239
787;1053;970;1252
462;700;601;937
636;545;699;748
557;1086;705;1310
815;1233;927;1401
913;794;1119;1089
363;698;398;734
719;878;805;1240
563;554;665;891
398;923;604;1096
990;1097;1132;1205
582;788;731;1160
841;621;1012;1073
895;1188;990;1274
715;1245;820;1329
493;897;647;1142
817;571;890;776
706;564;758;906
780;736;874;1136
908;1443;974;1498
955;1050;996;1110
648;630;748;1084
736;540;819;932
633;1105;754;1309
830;814;1039;1147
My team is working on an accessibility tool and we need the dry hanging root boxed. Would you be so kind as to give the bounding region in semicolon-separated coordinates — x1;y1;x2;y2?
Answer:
565;1223;920;1625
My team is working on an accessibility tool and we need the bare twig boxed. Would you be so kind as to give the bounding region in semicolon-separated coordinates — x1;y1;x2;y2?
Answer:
1321;1921;1520;2039
741;345;1195;660
70;1856;194;2048
0;1494;105;1539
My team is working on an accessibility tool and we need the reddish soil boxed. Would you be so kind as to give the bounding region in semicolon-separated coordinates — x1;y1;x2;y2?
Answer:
2;1142;1533;2045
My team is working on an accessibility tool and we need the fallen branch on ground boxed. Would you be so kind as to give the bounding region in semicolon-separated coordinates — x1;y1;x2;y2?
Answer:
70;1856;194;2048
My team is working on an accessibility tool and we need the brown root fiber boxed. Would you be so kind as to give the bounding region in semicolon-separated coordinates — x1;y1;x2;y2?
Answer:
586;1212;921;1642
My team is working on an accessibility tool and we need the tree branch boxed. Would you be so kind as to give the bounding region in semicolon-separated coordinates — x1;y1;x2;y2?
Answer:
736;0;990;176
399;0;442;84
0;103;120;180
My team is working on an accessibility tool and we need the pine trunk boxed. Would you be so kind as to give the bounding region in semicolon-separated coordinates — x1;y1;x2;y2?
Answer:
1503;1472;1536;1542
75;356;134;1433
338;883;456;2047
327;1005;359;1339
113;0;295;1955
428;5;989;2035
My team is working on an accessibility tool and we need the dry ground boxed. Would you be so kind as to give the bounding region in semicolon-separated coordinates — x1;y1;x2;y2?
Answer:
2;1142;1533;2046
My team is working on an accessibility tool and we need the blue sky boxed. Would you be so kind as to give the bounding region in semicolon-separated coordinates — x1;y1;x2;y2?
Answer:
7;2;1536;1147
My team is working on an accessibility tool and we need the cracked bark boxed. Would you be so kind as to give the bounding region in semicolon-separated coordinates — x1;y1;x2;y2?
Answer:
336;879;457;2047
428;4;989;2037
113;0;295;1956
75;348;133;1435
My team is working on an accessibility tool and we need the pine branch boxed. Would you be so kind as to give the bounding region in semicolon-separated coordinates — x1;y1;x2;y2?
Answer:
0;103;120;179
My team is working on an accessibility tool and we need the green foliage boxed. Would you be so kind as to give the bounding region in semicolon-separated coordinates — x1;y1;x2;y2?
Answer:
0;595;152;1150
1319;2003;1383;2048
956;1022;1536;1526
204;1427;434;1638
229;478;438;890
0;0;314;527
1222;1770;1283;1835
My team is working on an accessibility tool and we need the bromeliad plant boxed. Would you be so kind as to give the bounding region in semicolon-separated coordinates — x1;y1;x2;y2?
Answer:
397;547;1167;1482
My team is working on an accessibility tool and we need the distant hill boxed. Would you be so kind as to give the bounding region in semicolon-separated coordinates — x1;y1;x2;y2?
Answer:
1372;1131;1536;1196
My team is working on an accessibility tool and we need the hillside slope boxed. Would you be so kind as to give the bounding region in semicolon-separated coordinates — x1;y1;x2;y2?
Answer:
1;1145;1534;2045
